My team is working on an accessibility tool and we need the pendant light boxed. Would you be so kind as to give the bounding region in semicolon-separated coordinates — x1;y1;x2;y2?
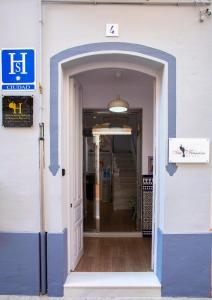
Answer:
108;95;129;113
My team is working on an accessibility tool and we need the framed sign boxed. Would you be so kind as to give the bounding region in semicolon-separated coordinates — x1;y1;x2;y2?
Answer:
169;138;210;163
2;96;33;127
1;48;36;91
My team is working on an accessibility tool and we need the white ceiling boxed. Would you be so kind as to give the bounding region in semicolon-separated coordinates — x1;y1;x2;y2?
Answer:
76;68;153;86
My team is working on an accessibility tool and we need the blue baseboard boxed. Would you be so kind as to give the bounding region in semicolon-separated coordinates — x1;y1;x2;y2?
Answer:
47;228;67;297
156;228;163;282
157;228;212;297
0;232;40;295
0;228;210;297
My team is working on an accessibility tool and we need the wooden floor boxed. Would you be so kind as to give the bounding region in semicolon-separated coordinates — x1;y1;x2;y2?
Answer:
75;237;152;272
84;202;137;232
101;203;137;232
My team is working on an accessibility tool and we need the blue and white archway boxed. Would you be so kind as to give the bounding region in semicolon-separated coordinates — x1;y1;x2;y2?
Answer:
49;42;177;177
46;43;212;299
47;42;180;297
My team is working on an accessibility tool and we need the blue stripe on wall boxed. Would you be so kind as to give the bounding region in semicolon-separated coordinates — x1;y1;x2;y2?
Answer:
157;228;212;297
0;232;40;295
156;228;163;282
47;228;67;297
1;228;210;297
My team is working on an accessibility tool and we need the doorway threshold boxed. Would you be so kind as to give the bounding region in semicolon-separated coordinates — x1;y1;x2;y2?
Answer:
84;231;142;237
64;272;161;297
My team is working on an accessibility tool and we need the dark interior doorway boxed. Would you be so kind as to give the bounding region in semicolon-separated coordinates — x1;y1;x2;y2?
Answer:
83;110;142;233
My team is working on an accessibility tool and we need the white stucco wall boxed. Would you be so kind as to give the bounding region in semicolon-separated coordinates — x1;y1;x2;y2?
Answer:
0;0;212;234
0;0;40;232
42;3;212;233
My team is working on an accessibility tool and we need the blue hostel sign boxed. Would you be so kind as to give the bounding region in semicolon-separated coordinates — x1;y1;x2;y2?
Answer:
1;49;35;90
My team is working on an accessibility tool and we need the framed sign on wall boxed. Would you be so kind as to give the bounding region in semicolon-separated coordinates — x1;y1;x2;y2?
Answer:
169;138;210;163
1;48;36;91
2;95;33;127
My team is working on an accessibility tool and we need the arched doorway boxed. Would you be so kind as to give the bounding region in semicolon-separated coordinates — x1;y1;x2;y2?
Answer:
47;42;177;296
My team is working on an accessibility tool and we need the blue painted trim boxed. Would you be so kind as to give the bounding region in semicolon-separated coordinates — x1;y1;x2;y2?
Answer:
157;228;212;297
0;232;40;295
49;42;177;176
47;228;67;297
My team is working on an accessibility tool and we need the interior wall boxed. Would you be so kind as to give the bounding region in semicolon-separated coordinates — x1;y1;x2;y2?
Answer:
76;69;154;174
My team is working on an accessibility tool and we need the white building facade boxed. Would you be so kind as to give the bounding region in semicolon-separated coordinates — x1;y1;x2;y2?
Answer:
0;0;212;297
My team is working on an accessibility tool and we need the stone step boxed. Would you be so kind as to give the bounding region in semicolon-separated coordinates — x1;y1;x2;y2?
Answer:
113;176;136;181
113;192;136;199
115;157;134;164
119;170;136;176
115;156;134;161
117;164;135;170
113;185;136;192
113;182;137;188
113;193;136;199
115;152;133;156
115;157;134;162
113;202;132;210
113;195;136;201
119;176;137;183
64;272;161;297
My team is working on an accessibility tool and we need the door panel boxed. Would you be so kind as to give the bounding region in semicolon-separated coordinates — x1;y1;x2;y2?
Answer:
69;78;83;270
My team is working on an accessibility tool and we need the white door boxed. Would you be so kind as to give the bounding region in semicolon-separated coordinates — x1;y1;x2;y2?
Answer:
69;78;83;271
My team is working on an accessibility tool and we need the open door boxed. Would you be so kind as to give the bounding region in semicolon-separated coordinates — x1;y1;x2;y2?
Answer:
69;78;83;270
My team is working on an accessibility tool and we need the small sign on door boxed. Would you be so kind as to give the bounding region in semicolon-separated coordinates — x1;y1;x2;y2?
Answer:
169;138;210;163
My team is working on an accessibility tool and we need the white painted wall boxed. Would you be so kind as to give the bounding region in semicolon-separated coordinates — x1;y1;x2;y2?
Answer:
0;0;40;232
76;69;154;174
41;3;212;234
1;1;212;234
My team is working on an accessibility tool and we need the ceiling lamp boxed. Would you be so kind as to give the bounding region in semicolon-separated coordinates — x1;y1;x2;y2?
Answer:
108;95;129;113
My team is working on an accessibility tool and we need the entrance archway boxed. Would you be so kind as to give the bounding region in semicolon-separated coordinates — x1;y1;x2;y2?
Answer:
49;42;177;177
47;42;177;296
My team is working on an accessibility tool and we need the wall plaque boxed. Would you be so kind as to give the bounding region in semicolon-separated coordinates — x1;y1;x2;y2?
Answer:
1;49;36;91
169;138;210;163
2;96;33;127
106;24;119;37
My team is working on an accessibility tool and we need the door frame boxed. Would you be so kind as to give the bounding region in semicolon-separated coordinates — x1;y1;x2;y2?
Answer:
66;69;158;272
92;125;133;233
55;43;177;275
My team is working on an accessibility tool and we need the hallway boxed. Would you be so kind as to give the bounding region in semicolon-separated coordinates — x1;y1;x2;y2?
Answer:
100;202;137;232
75;237;152;272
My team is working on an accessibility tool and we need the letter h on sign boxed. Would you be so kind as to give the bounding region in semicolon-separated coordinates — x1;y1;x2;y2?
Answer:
8;52;28;75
